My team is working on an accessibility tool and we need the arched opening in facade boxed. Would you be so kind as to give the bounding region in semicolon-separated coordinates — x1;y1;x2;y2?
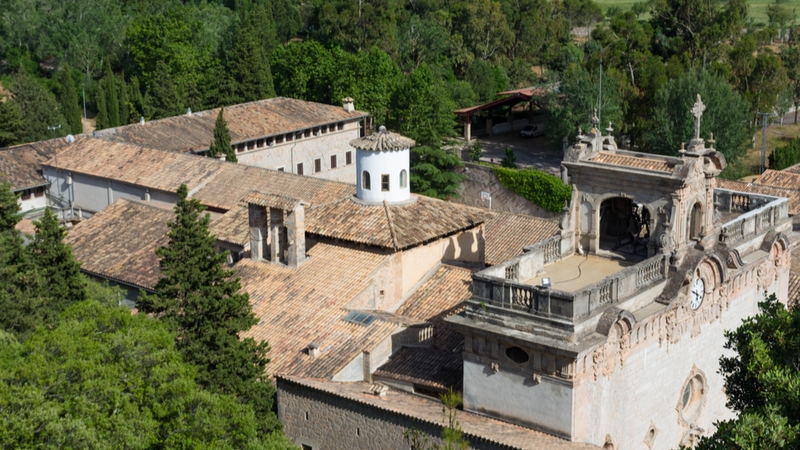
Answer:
362;171;371;190
598;197;650;259
400;169;407;188
689;202;702;241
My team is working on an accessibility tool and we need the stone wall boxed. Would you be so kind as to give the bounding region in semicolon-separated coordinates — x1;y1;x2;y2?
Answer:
277;378;510;450
454;163;557;218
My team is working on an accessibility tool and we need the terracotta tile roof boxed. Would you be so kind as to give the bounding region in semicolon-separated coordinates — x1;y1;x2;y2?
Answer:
65;199;171;290
349;126;415;152
0;137;68;191
374;346;462;391
788;272;800;307
236;244;399;378
243;191;307;209
209;203;250;246
717;179;800;215
15;218;36;235
485;212;559;265
96;97;368;154
278;376;600;450
752;169;800;190
395;265;473;352
592;152;674;172
43;135;220;194
305;196;493;250
192;163;354;211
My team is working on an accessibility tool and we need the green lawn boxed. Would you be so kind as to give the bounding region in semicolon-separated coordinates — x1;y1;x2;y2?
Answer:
593;0;799;24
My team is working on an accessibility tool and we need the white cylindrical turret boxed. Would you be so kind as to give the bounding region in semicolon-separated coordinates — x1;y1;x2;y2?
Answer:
350;126;415;204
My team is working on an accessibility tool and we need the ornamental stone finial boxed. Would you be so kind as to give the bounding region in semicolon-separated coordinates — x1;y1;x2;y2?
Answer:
691;94;706;140
606;121;614;135
591;109;599;128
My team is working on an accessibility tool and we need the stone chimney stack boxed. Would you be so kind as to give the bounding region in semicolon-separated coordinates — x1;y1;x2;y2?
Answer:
245;192;308;268
343;97;355;112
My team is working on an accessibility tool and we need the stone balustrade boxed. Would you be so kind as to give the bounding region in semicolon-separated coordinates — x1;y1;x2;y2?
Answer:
716;190;789;244
472;254;668;323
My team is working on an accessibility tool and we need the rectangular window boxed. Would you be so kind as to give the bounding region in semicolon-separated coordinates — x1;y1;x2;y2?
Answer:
381;174;390;192
266;137;274;146
276;135;284;144
304;129;311;138
285;133;293;142
314;159;322;173
236;144;244;153
337;122;344;130
297;163;304;175
34;188;44;198
321;126;327;134
313;127;319;135
330;155;337;169
329;124;336;132
346;151;352;165
277;167;285;172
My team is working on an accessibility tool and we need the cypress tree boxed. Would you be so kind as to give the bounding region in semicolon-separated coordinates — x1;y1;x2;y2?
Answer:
228;10;276;103
103;61;120;128
138;184;278;434
29;208;87;317
95;82;108;130
0;182;21;233
10;73;66;143
0;100;25;147
149;61;184;119
118;75;130;126
56;65;83;134
209;108;237;162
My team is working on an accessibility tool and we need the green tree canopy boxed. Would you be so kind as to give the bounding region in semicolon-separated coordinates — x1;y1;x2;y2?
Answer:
391;63;457;147
695;294;800;449
9;72;67;144
0;296;294;449
646;70;752;163
138;184;278;435
227;6;276;103
55;65;83;134
0;100;25;148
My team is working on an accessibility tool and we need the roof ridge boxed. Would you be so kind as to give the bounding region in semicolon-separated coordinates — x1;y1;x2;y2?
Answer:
383;200;400;250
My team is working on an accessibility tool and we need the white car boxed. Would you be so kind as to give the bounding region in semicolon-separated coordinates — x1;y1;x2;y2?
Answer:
520;124;545;138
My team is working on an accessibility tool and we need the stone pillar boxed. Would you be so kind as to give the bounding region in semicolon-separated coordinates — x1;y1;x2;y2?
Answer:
249;204;267;260
270;208;284;263
287;204;306;268
464;121;472;142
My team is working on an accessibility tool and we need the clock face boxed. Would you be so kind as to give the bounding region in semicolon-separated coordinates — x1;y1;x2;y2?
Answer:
690;278;705;310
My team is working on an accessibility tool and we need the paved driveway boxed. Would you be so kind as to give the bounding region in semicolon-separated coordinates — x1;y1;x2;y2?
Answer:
473;133;563;175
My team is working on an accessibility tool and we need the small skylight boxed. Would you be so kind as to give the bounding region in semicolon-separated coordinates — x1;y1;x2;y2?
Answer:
344;311;377;326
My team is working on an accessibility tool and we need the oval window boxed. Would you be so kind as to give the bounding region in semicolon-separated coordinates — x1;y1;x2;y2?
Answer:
680;374;706;423
505;346;529;364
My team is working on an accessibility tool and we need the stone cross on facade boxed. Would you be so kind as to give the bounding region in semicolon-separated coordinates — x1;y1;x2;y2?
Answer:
691;94;706;140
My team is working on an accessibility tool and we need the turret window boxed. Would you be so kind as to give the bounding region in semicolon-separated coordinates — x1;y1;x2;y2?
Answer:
381;174;390;192
400;170;407;188
362;171;371;190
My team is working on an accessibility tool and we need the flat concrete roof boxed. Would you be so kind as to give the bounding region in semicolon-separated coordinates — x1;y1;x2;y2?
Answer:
524;254;635;292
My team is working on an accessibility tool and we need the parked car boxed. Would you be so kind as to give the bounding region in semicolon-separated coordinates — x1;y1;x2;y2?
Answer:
520;124;545;138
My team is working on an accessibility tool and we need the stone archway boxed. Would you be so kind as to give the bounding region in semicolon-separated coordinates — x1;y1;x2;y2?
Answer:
598;197;650;259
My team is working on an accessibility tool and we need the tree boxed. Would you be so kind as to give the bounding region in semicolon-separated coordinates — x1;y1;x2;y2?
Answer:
56;65;82;134
452;0;515;63
695;294;800;449
138;184;279;435
310;0;402;53
562;0;604;27
95;61;121;130
646;70;752;163
0;100;25;147
9;72;67;144
501;147;517;168
210;108;237;162
465;59;506;104
29;208;87;319
391;64;457;147
228;6;276;103
781;43;800;124
0;296;294;449
410;146;466;200
768;139;800;169
776;87;794;125
149;61;185;119
746;50;787;117
272;0;302;43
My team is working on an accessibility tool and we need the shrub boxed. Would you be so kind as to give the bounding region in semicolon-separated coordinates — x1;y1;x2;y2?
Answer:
768;139;800;170
470;140;482;161
492;166;571;212
501;147;516;168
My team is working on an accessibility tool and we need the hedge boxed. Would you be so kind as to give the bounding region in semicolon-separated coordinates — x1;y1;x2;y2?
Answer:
768;139;800;171
492;166;571;213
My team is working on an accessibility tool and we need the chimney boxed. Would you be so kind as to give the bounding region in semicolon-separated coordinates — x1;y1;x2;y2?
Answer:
139;116;145;125
215;152;226;161
186;107;192;116
248;203;268;261
287;202;306;268
343;97;355;113
307;342;320;358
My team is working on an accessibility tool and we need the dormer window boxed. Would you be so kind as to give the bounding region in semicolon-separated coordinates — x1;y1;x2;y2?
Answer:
362;171;371;190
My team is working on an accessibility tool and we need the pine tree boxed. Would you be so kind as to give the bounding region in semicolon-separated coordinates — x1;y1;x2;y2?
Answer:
228;11;276;103
138;184;278;434
0;182;43;338
0;100;25;147
29;208;87;317
118;75;130;126
102;61;120;128
56;66;82;134
10;72;66;143
209;108;237;162
95;82;108;130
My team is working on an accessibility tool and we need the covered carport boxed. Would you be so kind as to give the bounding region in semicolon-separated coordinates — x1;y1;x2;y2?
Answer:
455;87;550;142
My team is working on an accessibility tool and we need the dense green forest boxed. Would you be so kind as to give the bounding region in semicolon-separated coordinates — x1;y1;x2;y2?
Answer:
0;0;798;176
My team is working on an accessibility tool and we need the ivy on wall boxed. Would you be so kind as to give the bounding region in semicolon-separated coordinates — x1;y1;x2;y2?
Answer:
492;166;571;213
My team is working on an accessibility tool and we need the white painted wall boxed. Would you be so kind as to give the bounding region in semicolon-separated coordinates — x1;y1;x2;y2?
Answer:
18;191;47;213
356;148;410;203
